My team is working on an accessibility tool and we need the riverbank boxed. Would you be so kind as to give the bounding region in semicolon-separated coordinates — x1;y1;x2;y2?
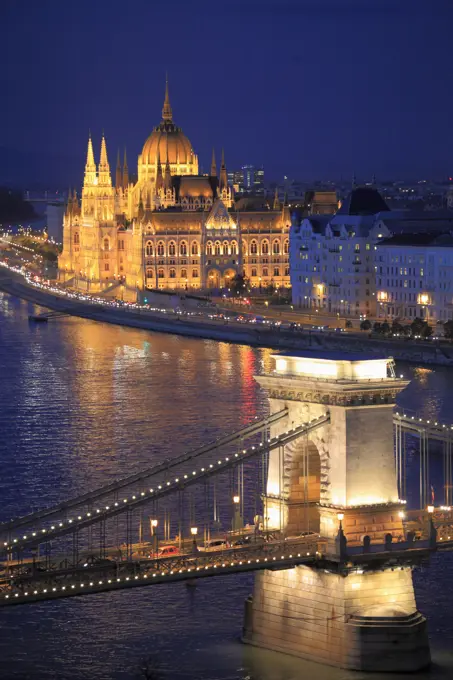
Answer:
1;266;453;365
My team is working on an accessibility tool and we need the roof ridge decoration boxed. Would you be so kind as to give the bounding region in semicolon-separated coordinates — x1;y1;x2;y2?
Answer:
205;198;237;231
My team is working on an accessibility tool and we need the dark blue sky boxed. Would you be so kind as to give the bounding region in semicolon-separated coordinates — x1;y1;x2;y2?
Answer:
2;0;453;187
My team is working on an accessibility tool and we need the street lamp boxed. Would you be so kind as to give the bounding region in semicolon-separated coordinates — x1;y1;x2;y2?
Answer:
150;519;158;555
337;512;344;529
232;495;243;532
190;526;198;554
427;505;434;514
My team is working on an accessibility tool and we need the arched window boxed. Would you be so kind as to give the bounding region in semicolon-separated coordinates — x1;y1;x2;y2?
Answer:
215;241;221;256
180;241;187;256
263;267;268;277
250;240;258;255
169;241;176;256
262;240;269;255
223;241;229;256
206;241;213;256
231;240;238;256
157;242;165;256
181;268;187;279
169;268;176;278
146;268;153;278
285;266;289;276
146;241;153;256
251;267;257;277
74;233;80;245
273;266;280;276
192;269;198;278
272;240;280;255
103;237;109;251
158;268;164;279
191;241;198;256
283;239;289;254
242;242;247;256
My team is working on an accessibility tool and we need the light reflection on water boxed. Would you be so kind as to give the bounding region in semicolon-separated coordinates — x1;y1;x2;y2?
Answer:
0;294;453;679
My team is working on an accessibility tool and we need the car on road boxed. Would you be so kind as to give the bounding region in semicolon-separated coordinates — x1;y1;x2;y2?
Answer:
200;538;230;552
147;545;180;559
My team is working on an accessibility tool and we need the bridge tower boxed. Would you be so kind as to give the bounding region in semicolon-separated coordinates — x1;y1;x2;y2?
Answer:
244;351;430;672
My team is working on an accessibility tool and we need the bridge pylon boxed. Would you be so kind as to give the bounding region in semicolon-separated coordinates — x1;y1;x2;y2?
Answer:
244;351;431;672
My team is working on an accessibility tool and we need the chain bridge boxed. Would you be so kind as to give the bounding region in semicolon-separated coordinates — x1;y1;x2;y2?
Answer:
2;350;453;672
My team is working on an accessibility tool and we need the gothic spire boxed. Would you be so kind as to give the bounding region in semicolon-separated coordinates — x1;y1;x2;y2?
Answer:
123;148;129;189
219;148;227;190
162;74;172;121
99;133;109;169
156;148;164;192
210;148;217;177
273;186;280;210
116;149;122;189
86;132;95;169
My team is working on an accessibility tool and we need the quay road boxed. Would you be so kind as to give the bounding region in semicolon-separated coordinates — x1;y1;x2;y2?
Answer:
1;261;453;365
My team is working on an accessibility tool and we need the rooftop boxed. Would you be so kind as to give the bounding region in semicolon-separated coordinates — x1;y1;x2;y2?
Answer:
337;187;390;216
378;232;453;247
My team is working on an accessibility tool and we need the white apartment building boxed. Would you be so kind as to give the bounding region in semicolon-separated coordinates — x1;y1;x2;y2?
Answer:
375;232;453;322
290;188;392;317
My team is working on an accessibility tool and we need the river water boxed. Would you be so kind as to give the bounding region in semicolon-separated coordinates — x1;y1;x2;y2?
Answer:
0;291;452;680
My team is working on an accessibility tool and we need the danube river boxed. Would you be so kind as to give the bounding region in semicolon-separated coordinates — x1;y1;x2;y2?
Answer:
1;291;453;680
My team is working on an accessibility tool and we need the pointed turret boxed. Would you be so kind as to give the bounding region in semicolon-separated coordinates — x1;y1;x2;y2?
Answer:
273;187;280;210
66;187;73;216
116;149;122;189
219;148;227;190
162;74;172;121
84;132;97;186
164;137;172;190
72;189;80;215
123;148;129;189
98;133;112;186
210;148;217;177
138;191;145;220
155;149;164;192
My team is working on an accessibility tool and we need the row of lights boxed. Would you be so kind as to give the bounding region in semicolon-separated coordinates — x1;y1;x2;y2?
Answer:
5;415;328;551
2;551;318;604
395;412;453;430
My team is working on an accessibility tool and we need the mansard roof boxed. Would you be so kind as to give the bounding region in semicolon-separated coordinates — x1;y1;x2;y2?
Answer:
337;187;390;216
377;232;453;247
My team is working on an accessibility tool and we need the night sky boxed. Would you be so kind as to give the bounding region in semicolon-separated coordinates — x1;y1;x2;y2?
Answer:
2;0;453;188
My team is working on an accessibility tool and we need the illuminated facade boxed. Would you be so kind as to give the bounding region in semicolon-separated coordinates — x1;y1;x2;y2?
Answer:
375;232;453;322
59;81;292;299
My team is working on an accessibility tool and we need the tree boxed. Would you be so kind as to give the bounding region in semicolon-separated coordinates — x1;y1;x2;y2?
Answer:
373;322;382;333
381;321;390;334
345;320;352;328
391;320;404;335
360;319;371;331
410;317;432;339
230;273;248;296
444;320;453;339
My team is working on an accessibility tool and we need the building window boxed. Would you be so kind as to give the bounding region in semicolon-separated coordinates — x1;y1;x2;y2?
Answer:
231;240;238;256
215;241;221;256
223;240;229;256
263;267;268;277
180;241;187;256
103;237;109;251
158;268;164;279
191;241;198;256
169;242;176;256
206;241;213;256
262;240;269;255
192;269;198;278
250;240;258;255
74;233;80;245
251;267;257;277
157;242;165;256
274;266;280;276
272;240;280;255
104;263;109;271
283;239;289;254
146;241;153;256
118;239;125;251
285;266;289;276
146;268;153;278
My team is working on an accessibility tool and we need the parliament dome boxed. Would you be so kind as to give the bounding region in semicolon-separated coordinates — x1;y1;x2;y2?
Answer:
140;79;196;167
141;121;195;166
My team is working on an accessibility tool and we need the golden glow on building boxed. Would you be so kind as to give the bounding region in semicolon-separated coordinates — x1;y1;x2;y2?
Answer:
418;293;430;305
59;81;292;300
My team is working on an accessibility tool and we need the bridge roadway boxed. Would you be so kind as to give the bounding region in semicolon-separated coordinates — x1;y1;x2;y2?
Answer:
2;530;453;608
0;409;288;536
2;414;330;557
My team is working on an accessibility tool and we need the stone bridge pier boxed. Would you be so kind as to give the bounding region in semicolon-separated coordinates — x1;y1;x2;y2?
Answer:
243;351;430;672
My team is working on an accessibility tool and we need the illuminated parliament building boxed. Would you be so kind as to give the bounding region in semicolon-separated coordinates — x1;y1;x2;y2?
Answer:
58;82;305;300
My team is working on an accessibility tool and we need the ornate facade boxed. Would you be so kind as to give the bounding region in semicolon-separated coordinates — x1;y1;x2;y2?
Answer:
59;81;292;300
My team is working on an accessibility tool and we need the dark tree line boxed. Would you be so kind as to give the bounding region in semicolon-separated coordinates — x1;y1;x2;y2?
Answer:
0;187;36;222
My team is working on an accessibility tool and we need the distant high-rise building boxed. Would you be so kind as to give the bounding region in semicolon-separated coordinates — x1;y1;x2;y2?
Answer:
227;165;264;194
